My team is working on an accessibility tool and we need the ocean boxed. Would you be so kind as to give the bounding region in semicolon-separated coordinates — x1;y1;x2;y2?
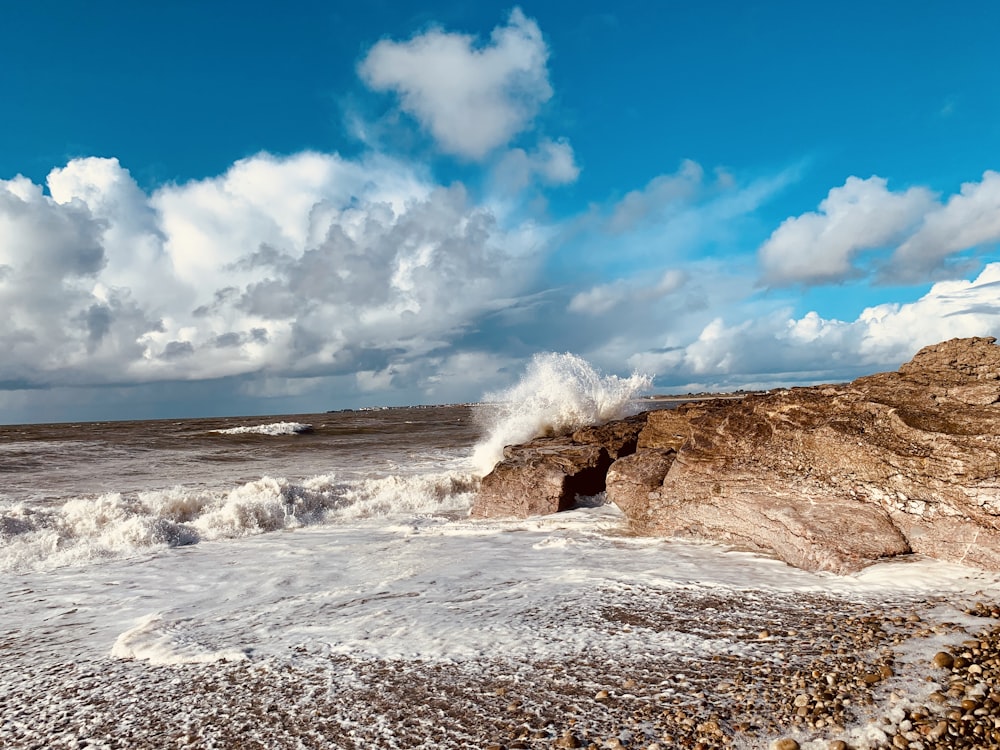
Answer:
2;364;999;749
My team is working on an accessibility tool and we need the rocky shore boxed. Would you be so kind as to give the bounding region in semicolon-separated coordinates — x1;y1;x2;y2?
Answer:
473;337;1000;575
3;591;998;749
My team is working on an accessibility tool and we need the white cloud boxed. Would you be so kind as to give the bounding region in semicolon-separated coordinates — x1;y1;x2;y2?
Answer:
890;170;1000;281
0;151;543;392
0;168;158;387
606;159;704;234
759;171;1000;287
758;176;936;286
568;269;686;315
496;138;580;191
533;138;579;184
358;8;552;159
626;262;1000;389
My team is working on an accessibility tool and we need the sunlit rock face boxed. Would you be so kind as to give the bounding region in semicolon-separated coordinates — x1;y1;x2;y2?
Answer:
476;337;1000;574
471;437;614;519
470;414;649;519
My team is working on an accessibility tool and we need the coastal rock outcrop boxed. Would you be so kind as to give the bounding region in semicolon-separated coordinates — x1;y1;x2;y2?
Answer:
471;414;649;519
471;436;616;518
473;337;1000;573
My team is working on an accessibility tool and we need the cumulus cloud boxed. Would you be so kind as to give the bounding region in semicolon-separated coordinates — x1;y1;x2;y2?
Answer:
627;262;1000;390
358;8;552;159
0;152;543;393
758;176;936;286
760;172;1000;287
0;167;159;387
890;170;1000;281
496;138;580;190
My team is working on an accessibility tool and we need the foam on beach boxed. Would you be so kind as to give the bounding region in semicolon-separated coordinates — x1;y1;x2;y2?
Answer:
3;504;1000;749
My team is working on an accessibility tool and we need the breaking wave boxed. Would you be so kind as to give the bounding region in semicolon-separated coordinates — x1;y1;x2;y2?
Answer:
211;422;313;436
471;352;651;474
0;470;477;573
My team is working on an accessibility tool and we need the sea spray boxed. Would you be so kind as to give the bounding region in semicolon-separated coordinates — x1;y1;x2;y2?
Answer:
471;353;651;475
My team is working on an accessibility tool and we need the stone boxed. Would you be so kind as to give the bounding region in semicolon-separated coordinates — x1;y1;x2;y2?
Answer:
470;437;611;518
572;412;649;458
554;732;581;749
473;337;1000;572
932;651;954;669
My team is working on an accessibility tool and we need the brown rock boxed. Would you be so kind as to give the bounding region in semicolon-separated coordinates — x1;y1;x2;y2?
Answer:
473;337;1000;572
932;651;954;669
554;731;581;749
614;337;1000;572
470;437;611;518
572;412;649;458
605;449;676;524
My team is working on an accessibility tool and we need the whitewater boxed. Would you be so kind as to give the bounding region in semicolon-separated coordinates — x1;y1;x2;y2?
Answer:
2;354;999;749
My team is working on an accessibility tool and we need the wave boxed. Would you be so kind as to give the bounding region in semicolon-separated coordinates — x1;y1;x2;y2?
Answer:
111;614;250;665
471;352;651;475
0;470;478;573
210;421;314;436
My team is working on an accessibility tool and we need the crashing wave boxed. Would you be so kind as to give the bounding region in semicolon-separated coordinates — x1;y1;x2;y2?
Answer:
471;352;651;475
211;422;314;436
0;470;478;573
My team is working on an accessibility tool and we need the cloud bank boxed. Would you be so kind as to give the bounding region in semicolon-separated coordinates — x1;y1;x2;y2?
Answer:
3;151;998;419
0;154;539;394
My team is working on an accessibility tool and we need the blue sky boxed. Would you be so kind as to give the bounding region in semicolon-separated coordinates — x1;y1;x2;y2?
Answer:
1;2;999;422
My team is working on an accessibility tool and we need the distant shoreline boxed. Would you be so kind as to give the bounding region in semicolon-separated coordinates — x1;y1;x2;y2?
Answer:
638;390;765;403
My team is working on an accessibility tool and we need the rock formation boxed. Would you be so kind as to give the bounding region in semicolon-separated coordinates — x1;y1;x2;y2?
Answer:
470;415;648;519
472;337;1000;573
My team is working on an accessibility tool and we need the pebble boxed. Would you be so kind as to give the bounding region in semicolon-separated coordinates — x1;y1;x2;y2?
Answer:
554;731;581;748
932;651;954;669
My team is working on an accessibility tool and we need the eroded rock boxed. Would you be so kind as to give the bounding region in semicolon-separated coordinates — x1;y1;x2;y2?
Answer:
470;437;612;519
625;337;1000;572
474;337;1000;573
571;413;649;459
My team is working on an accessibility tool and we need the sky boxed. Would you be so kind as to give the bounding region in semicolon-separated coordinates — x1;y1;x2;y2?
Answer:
1;1;999;423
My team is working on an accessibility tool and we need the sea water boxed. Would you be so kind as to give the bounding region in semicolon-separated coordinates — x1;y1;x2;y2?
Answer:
2;355;999;748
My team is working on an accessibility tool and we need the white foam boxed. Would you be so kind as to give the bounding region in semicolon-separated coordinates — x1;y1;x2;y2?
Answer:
210;421;313;435
6;503;999;669
111;613;249;665
0;470;477;572
471;352;651;474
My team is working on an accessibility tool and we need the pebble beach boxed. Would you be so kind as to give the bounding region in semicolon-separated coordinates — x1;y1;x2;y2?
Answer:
3;582;998;749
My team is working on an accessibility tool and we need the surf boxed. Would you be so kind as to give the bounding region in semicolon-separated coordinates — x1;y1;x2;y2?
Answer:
470;352;651;475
